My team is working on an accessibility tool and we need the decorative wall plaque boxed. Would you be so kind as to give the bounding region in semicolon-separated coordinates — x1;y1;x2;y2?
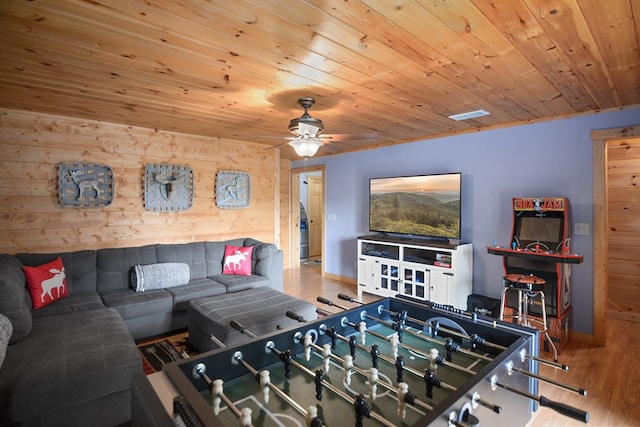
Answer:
215;171;251;209
58;163;114;208
144;163;193;212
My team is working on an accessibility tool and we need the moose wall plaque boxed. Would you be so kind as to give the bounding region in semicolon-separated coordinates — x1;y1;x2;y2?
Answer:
58;163;114;208
144;163;194;211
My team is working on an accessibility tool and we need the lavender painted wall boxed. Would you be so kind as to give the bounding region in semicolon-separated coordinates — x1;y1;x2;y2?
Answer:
296;108;640;335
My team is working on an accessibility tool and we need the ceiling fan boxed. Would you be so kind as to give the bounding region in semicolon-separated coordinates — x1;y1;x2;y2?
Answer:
250;97;378;157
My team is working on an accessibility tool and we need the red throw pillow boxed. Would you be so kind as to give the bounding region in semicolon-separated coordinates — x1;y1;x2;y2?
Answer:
222;245;253;276
23;257;69;310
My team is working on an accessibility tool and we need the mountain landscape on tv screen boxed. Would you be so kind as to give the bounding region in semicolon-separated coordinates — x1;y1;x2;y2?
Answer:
370;191;460;238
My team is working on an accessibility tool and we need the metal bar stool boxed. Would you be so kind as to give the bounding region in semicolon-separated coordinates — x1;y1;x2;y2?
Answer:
499;273;558;361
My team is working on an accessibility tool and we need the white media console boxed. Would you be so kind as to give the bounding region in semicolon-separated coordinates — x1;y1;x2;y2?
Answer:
357;235;473;310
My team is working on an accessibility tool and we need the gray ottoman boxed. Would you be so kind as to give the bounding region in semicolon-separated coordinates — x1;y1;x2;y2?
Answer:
188;287;318;352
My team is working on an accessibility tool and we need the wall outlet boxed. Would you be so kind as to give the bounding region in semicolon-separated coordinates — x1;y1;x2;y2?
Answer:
574;222;589;236
327;213;337;221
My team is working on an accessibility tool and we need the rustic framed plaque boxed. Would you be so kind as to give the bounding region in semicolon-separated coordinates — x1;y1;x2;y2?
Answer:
144;164;193;212
215;171;251;209
58;163;114;208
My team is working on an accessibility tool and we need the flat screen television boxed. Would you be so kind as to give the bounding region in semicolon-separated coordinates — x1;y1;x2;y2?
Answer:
369;172;461;240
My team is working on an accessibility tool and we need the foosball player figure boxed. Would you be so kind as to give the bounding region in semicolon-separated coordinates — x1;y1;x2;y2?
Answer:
395;355;405;383
470;333;486;352
343;355;354;385
445;337;460;362
393;313;406;342
370;344;380;369
353;393;371;427
397;382;416;419
326;326;337;349
349;335;358;359
314;369;324;401
306;405;325;427
390;333;400;358
279;349;293;378
430;320;440;338
368;367;379;400
424;368;442;399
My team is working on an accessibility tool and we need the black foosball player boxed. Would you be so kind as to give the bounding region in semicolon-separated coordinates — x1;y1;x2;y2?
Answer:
325;326;337;349
445;337;460;362
349;335;357;360
314;369;324;401
353;393;371;427
370;344;380;369
424;368;442;399
393;311;407;342
395;355;405;383
279;349;292;378
470;333;486;352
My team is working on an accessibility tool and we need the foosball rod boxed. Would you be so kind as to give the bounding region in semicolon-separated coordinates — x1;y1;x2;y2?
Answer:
231;353;324;426
490;375;589;423
342;315;476;377
520;349;569;371
265;342;397;427
505;361;587;396
302;337;433;412
323;324;458;394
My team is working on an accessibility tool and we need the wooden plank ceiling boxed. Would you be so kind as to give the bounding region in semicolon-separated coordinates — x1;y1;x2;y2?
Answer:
0;0;638;159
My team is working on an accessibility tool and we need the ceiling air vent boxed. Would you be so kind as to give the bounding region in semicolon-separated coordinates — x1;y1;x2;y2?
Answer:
448;110;490;121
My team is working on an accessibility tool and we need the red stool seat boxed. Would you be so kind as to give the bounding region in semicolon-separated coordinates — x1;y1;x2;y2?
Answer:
503;274;546;292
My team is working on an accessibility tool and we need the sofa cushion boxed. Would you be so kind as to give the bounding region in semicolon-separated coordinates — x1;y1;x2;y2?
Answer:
96;245;157;293
165;278;227;312
204;241;227;276
17;250;97;295
130;262;190;292
0;254;32;344
0;313;12;370
156;242;207;279
209;273;270;293
0;308;141;425
23;257;69;310
100;289;173;320
222;245;253;276
31;294;105;319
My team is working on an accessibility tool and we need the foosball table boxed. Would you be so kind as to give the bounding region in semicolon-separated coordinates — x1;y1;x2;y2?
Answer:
132;295;588;426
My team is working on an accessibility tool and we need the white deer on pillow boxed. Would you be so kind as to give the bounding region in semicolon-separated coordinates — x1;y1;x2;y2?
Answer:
224;249;248;271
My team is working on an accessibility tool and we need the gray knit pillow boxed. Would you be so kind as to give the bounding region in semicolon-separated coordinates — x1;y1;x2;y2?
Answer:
0;313;13;370
130;263;190;292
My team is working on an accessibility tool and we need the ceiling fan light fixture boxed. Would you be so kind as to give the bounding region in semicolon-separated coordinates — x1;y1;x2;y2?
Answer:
289;138;323;157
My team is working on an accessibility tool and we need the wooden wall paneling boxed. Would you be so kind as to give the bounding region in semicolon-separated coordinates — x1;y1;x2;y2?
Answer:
0;108;279;254
607;137;640;320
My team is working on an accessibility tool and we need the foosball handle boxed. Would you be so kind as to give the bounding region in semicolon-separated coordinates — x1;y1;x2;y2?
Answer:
539;395;589;423
286;310;307;322
317;296;333;306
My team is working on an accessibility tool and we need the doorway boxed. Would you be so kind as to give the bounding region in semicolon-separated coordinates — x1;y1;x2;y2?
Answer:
291;165;326;271
592;125;640;346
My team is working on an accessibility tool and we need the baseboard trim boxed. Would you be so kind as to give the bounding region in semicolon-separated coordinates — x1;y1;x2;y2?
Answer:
569;329;594;344
323;272;356;285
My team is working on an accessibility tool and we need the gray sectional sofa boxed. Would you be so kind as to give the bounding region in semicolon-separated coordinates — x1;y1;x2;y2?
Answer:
0;238;284;427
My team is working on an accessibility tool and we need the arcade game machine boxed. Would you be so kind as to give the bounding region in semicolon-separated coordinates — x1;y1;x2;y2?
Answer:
487;197;583;355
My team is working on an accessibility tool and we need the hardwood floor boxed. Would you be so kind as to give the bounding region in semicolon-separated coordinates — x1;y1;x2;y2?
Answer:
285;264;640;427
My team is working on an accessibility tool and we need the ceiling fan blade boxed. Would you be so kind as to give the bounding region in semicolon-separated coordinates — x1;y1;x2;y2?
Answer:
320;132;379;142
298;122;321;138
262;139;295;150
234;135;292;140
